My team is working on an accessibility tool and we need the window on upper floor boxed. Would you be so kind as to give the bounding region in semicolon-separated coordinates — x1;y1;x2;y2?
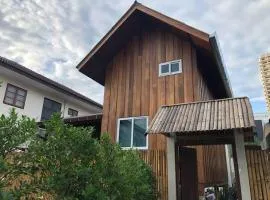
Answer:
3;83;27;109
117;116;148;149
159;59;182;77
68;108;78;117
41;98;62;121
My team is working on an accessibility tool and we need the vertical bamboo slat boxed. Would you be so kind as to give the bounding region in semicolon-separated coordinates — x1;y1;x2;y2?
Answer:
139;150;168;200
246;147;270;200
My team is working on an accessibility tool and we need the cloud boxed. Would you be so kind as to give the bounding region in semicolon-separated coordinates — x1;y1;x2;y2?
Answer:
250;96;266;103
0;0;269;113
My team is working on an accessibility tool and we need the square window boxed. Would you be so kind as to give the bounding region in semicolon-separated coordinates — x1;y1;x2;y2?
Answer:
3;84;27;109
171;62;180;73
68;108;78;117
117;117;148;149
159;59;182;76
160;64;170;74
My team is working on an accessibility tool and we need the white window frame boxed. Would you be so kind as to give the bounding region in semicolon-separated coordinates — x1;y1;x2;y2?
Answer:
116;116;148;150
159;59;182;77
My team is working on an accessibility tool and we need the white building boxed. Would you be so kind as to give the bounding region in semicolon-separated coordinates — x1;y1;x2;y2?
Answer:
0;56;102;121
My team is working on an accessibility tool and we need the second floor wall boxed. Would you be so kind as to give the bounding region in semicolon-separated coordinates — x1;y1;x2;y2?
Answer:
0;67;102;121
101;27;214;149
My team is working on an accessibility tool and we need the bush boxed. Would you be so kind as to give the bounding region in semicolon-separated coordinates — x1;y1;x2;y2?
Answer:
0;109;37;199
1;113;156;200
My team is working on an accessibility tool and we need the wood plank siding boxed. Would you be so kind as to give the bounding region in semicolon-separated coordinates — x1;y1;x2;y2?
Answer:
101;28;187;150
139;150;168;200
246;147;270;200
101;26;228;197
101;27;214;148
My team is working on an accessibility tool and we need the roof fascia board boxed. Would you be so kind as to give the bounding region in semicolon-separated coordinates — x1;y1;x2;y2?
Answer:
77;2;210;71
77;3;138;71
136;4;209;42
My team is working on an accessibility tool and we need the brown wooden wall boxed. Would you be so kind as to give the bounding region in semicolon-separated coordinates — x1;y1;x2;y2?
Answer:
246;147;270;200
139;150;168;200
100;26;215;149
101;28;188;150
101;26;227;197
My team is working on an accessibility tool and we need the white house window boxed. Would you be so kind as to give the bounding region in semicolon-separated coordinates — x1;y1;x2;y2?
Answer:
68;108;78;117
3;83;27;109
159;59;182;76
41;98;62;121
117;116;148;149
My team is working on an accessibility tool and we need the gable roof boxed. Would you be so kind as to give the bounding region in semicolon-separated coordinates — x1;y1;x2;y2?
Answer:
0;56;102;109
77;2;232;98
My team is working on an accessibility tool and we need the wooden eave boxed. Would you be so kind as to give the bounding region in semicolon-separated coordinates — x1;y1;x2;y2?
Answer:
77;2;211;86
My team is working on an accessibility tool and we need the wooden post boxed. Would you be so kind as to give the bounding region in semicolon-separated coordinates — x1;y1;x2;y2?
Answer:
225;144;233;187
167;135;177;200
233;131;251;200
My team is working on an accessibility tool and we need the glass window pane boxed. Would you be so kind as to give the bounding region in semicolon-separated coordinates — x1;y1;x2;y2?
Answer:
133;118;147;147
16;95;25;102
44;99;52;108
119;119;132;147
161;64;169;74
6;91;15;99
7;86;16;93
41;98;61;120
171;62;180;73
4;97;13;104
15;100;24;107
17;90;26;96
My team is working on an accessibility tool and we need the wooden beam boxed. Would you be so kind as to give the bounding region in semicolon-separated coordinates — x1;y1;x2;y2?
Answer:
175;135;234;146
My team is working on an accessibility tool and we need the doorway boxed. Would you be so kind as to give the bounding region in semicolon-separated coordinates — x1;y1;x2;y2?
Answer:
176;146;198;200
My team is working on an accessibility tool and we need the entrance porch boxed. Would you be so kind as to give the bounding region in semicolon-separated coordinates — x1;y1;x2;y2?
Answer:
147;97;255;200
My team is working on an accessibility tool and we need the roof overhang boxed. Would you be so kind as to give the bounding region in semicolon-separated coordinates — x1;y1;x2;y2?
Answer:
146;97;255;143
64;113;102;125
77;2;232;98
0;56;102;109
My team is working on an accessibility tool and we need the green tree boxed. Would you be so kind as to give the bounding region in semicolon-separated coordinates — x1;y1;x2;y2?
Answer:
2;113;156;200
0;109;37;199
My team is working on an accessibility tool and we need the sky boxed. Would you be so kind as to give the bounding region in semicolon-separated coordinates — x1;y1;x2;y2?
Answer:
0;0;269;113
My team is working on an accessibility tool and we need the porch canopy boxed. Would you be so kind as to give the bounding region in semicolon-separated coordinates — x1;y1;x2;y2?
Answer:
146;97;255;145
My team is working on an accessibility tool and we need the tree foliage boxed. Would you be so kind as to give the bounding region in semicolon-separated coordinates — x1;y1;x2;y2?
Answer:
0;112;157;200
0;109;37;199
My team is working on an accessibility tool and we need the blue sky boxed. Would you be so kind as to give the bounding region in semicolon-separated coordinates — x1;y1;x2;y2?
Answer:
0;0;269;113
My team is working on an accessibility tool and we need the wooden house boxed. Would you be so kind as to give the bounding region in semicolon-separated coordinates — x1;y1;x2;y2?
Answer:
76;2;255;200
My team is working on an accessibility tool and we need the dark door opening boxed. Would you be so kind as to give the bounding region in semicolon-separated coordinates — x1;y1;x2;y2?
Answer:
176;146;198;200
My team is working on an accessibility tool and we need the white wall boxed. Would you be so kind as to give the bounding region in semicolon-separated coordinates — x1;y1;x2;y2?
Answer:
0;67;102;121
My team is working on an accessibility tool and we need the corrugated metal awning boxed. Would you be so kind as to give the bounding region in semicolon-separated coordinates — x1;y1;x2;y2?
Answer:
147;97;255;136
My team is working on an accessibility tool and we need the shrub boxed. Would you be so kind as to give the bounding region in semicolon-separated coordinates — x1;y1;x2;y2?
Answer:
1;113;157;200
0;109;37;199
